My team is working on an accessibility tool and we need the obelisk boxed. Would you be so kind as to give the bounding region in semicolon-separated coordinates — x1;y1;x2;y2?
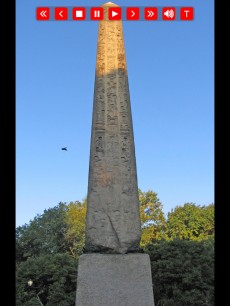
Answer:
85;2;141;254
76;3;155;305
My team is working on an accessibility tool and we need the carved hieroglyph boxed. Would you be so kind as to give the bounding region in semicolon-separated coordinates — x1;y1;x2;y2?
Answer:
85;2;141;254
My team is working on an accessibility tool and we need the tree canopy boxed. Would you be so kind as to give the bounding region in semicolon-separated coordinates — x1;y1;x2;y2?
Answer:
146;239;214;306
16;253;76;306
139;189;167;247
16;203;68;265
64;200;86;258
167;203;214;241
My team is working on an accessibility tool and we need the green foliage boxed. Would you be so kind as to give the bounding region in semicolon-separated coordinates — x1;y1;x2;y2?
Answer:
16;203;68;264
146;239;214;306
167;203;214;241
139;189;167;248
16;203;76;305
16;253;77;306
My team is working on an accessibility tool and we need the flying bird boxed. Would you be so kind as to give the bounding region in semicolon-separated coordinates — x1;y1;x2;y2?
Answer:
61;147;67;151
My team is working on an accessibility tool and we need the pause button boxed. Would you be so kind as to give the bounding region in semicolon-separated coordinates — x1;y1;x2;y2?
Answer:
91;7;104;20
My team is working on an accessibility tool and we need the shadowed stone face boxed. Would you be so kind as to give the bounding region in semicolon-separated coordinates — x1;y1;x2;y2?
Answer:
85;2;141;254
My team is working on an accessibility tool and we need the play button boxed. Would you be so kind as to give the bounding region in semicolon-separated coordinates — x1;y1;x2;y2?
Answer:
108;7;122;20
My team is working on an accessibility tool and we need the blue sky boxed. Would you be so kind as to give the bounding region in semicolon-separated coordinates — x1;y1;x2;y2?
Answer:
16;0;214;227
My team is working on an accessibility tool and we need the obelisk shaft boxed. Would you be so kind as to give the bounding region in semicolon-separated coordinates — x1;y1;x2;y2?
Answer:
85;3;141;254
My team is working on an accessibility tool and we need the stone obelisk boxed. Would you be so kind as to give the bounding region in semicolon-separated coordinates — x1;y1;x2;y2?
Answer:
85;2;141;255
76;3;155;305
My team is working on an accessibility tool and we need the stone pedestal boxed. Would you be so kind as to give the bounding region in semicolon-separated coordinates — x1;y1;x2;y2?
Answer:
76;254;155;306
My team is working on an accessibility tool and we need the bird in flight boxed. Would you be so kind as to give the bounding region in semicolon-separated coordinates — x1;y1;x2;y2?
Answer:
61;147;67;151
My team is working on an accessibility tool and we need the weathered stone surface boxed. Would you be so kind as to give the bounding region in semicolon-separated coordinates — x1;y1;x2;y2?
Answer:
85;2;141;254
76;254;155;306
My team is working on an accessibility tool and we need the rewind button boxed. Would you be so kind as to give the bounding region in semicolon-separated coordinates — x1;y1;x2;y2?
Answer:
37;7;50;21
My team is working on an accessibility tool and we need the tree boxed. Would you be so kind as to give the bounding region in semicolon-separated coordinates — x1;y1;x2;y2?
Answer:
16;253;77;306
16;203;68;265
16;202;78;305
139;189;167;248
167;203;214;241
64;200;87;258
146;239;214;306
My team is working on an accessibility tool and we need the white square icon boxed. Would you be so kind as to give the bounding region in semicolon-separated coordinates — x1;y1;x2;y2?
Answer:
76;10;83;18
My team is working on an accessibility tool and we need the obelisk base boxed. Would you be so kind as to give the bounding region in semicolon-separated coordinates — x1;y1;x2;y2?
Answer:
76;254;155;306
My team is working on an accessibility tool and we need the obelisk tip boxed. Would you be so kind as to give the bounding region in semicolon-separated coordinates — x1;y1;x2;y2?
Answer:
102;2;119;7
